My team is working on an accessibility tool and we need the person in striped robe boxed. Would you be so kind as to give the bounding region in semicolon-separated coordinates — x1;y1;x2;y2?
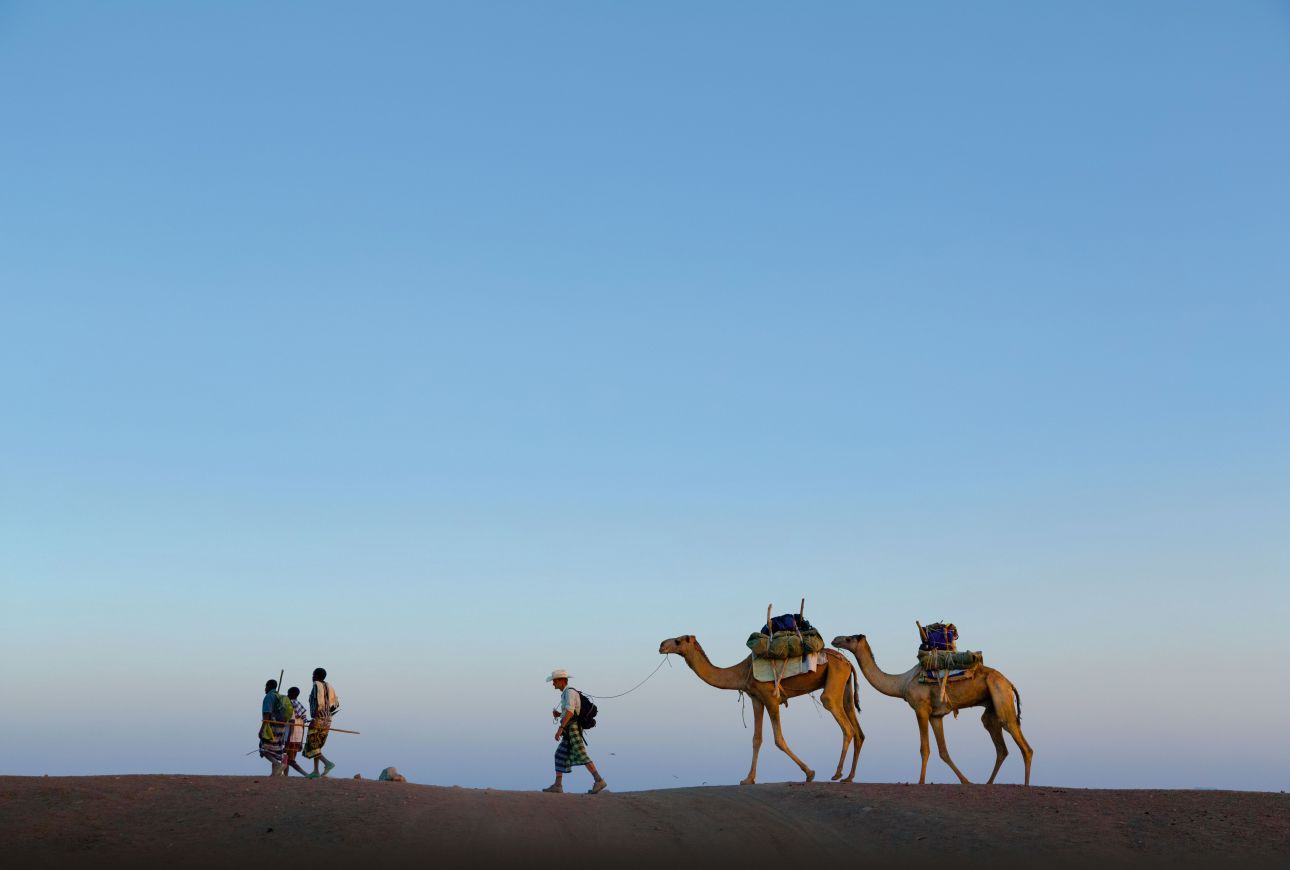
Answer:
283;687;310;776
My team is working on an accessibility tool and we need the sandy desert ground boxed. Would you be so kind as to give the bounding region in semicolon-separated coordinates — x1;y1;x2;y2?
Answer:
2;775;1286;869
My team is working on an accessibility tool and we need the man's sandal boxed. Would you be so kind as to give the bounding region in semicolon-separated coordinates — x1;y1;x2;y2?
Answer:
587;781;607;795
541;784;563;793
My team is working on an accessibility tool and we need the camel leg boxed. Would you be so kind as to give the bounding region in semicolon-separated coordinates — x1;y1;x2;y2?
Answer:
916;709;931;784
930;715;972;784
766;703;815;782
1000;715;1034;786
843;694;863;782
820;691;852;782
989;675;1034;786
981;709;1008;784
741;697;765;785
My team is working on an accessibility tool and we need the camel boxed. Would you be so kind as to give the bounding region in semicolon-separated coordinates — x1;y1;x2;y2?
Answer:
658;635;863;784
831;634;1033;785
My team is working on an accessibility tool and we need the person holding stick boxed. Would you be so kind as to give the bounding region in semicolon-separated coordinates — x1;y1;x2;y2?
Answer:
258;679;289;776
304;667;339;778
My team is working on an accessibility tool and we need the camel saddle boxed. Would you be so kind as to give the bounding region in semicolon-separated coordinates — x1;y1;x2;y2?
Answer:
751;651;826;683
917;668;977;685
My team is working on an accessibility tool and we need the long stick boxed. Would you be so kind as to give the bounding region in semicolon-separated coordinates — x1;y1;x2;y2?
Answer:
264;720;361;735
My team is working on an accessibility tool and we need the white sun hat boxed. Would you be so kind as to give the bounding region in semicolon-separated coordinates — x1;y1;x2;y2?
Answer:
545;669;570;682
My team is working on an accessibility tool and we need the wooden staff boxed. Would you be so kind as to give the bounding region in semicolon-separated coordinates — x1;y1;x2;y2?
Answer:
765;604;780;701
265;720;361;735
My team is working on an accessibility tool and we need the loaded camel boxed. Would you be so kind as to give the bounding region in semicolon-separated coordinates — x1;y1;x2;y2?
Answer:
831;634;1034;785
658;634;863;784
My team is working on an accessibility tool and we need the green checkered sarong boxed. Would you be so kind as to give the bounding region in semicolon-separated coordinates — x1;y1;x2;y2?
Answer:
554;721;591;772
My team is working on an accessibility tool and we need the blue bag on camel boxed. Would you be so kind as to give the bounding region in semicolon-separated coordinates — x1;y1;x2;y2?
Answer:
919;622;958;651
762;614;814;634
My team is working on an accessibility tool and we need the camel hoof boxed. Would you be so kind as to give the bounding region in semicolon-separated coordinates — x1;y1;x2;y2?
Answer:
740;778;755;786
805;770;816;783
830;773;842;781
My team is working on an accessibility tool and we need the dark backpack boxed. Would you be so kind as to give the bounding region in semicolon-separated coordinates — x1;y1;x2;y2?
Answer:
574;690;598;730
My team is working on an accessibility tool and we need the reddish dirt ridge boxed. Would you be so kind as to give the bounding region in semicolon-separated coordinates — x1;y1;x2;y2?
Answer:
1;775;1286;869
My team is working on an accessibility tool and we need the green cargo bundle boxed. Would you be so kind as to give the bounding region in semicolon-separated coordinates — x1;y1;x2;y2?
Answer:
746;629;825;659
917;649;983;671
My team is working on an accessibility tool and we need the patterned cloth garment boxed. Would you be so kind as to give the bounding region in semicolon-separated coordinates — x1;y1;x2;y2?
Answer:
554;721;591;773
304;680;335;759
303;715;330;759
288;698;308;751
258;694;288;765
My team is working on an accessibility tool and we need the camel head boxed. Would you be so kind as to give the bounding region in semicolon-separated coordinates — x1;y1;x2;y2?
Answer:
831;634;867;654
659;634;698;656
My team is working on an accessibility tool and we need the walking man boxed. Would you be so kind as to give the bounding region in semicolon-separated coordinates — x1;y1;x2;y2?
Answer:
283;687;309;776
259;679;289;776
543;669;606;794
304;667;339;778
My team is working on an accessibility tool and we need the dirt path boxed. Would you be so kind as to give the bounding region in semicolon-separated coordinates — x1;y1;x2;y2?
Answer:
1;775;1286;868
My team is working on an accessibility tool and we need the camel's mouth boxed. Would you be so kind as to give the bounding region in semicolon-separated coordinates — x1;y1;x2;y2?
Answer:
830;634;863;647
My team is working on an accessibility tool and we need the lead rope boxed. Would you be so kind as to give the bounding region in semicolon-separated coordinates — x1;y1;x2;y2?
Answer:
581;655;671;701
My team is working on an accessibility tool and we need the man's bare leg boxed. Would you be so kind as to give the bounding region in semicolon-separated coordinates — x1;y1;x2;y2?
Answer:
585;761;606;793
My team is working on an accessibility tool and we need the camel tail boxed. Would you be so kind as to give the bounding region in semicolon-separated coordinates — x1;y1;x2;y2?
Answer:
1010;680;1022;722
851;664;861;713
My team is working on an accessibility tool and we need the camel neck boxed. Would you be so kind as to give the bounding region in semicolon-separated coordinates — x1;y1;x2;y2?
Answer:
853;641;909;698
682;643;751;691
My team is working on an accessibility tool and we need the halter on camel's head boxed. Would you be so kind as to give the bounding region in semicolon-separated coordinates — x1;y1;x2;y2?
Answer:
658;635;698;655
830;634;867;651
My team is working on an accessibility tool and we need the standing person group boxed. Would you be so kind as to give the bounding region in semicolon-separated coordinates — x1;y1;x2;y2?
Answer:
544;669;607;794
258;668;340;778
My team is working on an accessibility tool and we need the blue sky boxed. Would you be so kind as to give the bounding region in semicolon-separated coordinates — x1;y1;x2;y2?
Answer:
2;1;1288;791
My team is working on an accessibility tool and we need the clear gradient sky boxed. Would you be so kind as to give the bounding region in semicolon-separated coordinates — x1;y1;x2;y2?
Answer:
2;1;1288;792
